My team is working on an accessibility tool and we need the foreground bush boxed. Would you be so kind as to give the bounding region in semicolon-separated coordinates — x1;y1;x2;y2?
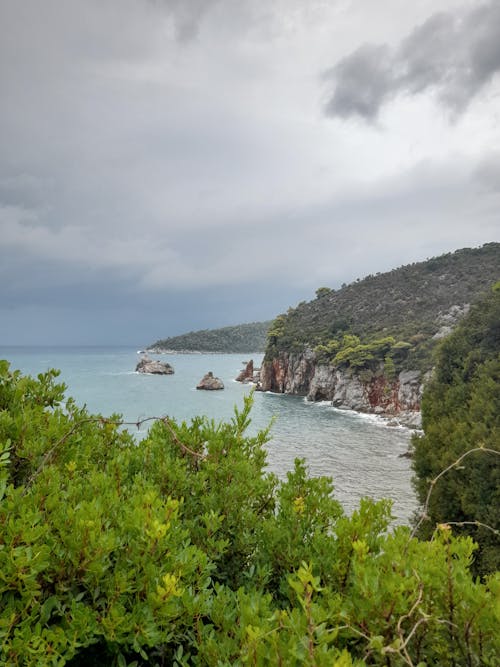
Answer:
0;361;498;665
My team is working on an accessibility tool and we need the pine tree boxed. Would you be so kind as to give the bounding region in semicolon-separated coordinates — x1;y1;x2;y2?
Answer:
412;283;500;576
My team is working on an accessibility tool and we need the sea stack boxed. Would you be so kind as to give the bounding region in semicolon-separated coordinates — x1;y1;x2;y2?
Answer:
196;372;224;390
235;359;254;383
136;355;174;375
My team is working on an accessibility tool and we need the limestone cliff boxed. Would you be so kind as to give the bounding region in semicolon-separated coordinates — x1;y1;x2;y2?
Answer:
259;350;423;427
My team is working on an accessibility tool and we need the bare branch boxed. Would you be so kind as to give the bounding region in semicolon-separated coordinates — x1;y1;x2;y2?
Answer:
410;446;499;541
441;521;499;537
22;413;204;493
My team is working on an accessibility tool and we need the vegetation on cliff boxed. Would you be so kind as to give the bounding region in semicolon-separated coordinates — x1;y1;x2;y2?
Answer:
149;321;271;353
1;362;499;665
265;243;500;374
412;283;500;577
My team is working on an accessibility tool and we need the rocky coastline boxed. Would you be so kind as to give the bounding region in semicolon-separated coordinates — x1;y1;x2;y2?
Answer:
257;350;425;428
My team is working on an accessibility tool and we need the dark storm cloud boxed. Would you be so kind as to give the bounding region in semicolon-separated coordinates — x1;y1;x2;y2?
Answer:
324;1;500;119
150;0;221;41
324;44;393;120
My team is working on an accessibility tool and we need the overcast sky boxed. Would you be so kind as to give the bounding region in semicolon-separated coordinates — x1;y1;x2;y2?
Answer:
1;0;499;345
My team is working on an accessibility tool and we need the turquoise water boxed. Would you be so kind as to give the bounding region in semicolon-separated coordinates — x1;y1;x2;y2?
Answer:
1;346;418;524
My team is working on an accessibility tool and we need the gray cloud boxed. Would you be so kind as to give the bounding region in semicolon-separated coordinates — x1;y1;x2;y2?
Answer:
149;0;221;41
325;1;500;119
473;152;500;192
0;1;498;345
324;44;393;120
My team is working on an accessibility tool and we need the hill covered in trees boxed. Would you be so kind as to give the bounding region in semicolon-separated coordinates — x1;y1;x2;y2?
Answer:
264;243;500;373
412;282;500;577
148;321;271;353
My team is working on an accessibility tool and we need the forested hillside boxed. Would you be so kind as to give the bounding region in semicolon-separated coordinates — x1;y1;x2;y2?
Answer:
265;243;500;372
412;282;500;576
148;321;271;353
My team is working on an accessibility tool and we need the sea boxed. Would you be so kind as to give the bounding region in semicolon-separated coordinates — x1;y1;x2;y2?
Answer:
0;346;419;525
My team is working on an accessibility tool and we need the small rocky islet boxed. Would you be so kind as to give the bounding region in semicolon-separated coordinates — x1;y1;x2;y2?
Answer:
235;359;261;385
135;355;174;375
196;372;224;390
135;355;225;390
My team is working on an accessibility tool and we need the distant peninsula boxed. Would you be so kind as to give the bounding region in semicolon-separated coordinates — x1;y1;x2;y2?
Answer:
148;321;271;354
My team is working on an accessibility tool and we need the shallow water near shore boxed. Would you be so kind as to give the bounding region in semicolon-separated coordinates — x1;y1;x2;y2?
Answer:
1;346;418;524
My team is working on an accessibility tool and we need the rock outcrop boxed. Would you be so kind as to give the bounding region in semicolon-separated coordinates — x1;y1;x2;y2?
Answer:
136;355;175;375
259;350;424;427
236;360;254;383
259;349;316;395
196;372;224;390
235;359;261;384
432;303;470;340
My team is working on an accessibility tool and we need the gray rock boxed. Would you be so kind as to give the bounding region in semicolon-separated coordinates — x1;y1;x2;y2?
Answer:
136;355;174;375
433;325;453;340
331;370;370;411
397;370;422;412
196;372;224;390
397;411;422;429
434;304;470;338
307;363;337;401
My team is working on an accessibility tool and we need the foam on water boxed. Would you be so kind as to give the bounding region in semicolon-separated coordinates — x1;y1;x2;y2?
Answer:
303;396;411;431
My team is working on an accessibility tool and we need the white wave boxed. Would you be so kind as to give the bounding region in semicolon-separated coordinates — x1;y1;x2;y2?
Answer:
306;399;332;407
305;399;412;431
103;371;137;376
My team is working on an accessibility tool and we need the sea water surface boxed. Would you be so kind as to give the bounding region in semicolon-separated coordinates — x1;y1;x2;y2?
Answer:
1;346;419;524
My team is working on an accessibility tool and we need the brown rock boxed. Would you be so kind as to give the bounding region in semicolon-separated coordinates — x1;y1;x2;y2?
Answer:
196;371;224;390
235;359;254;383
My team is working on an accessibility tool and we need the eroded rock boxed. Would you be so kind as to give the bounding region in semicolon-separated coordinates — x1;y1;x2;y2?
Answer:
196;372;224;390
236;360;254;383
136;355;174;375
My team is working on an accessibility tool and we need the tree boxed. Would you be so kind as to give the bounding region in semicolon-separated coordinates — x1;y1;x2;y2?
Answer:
315;287;333;299
412;284;500;576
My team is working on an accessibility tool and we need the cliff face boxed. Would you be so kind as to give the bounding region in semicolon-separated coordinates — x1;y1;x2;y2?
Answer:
259;351;423;427
258;245;500;427
259;349;317;395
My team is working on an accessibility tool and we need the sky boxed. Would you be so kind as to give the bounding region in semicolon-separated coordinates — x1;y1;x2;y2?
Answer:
1;0;499;345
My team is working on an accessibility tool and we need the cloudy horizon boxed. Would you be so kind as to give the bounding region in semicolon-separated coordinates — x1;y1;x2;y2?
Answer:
1;0;499;345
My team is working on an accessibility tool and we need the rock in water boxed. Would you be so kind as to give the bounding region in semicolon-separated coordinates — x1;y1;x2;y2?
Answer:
136;355;174;375
196;372;224;390
235;359;254;382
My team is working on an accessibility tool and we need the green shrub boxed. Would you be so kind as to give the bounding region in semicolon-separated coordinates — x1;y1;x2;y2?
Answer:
1;362;498;665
